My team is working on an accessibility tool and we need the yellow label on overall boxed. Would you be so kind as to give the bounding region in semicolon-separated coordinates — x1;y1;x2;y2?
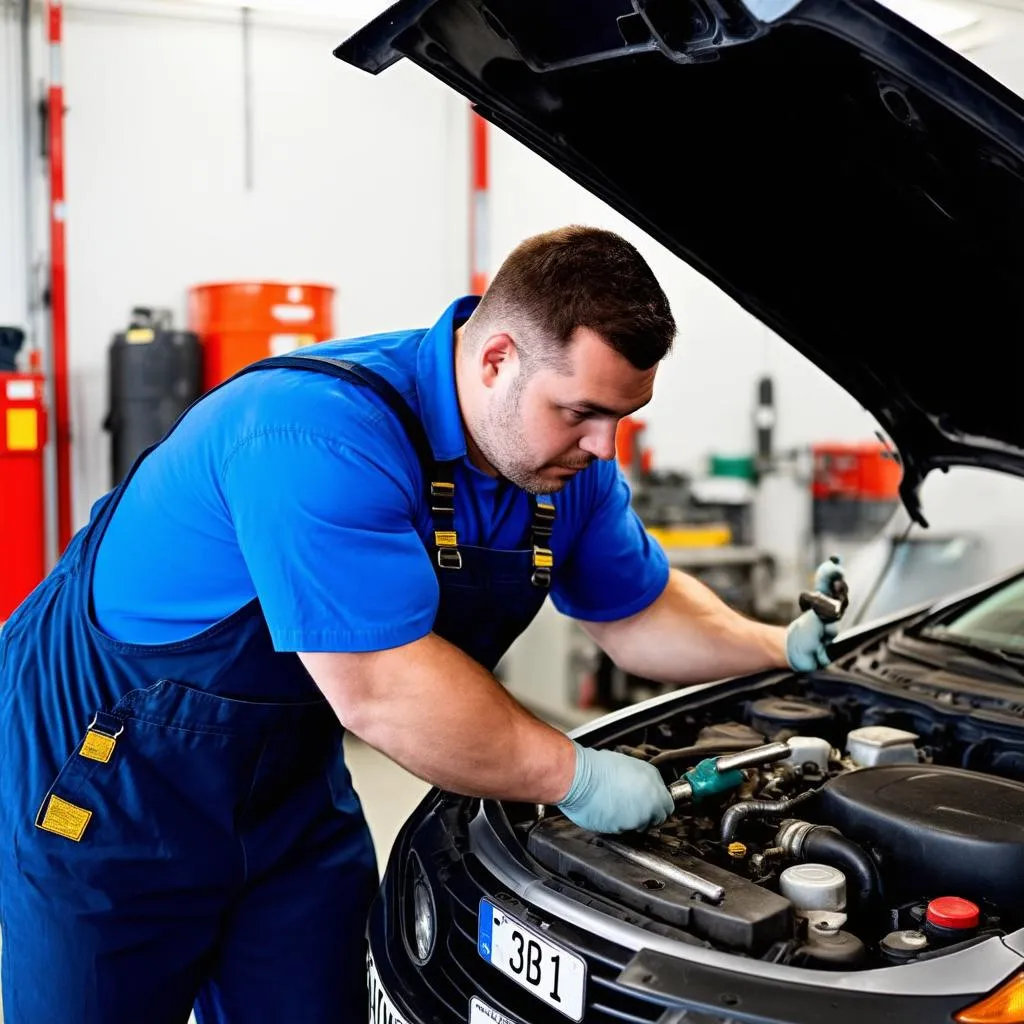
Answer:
38;795;92;841
533;548;554;568
80;730;116;763
434;530;458;547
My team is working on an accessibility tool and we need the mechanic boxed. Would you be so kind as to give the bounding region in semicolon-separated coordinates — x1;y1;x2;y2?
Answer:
0;225;844;1023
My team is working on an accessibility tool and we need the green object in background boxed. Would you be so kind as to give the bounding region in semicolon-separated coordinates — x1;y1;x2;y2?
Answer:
709;453;757;481
685;757;745;802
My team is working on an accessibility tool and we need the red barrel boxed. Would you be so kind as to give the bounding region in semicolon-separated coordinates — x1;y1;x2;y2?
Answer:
188;281;336;391
0;372;48;621
811;442;901;500
811;441;902;540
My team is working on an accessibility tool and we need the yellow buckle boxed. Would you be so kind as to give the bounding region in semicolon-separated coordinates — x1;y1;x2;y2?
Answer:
430;481;455;496
79;714;125;763
532;546;554;569
434;530;458;547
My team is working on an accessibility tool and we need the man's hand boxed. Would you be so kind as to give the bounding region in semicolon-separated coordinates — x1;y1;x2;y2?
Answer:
785;557;848;671
557;741;674;833
813;556;847;601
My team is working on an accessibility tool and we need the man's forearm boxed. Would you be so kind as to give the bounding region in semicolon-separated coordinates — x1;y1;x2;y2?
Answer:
299;636;577;804
583;568;788;684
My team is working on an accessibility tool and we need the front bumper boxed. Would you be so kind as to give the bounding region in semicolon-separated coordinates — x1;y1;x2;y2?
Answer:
372;792;1020;1024
370;794;671;1024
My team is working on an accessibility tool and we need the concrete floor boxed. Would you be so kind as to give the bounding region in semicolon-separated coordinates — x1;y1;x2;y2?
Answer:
343;732;434;874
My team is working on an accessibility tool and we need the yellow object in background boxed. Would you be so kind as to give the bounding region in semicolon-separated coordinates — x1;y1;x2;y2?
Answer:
6;408;39;451
646;524;732;548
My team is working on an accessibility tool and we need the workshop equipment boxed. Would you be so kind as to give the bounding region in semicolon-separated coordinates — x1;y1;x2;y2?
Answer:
188;281;335;391
812;442;900;539
0;373;47;621
0;327;25;372
44;0;73;554
615;415;651;484
103;308;202;485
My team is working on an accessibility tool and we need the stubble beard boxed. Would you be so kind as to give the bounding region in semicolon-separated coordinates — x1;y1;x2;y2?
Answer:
473;387;564;495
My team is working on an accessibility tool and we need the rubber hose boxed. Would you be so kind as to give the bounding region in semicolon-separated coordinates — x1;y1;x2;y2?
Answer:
802;828;883;909
719;788;817;843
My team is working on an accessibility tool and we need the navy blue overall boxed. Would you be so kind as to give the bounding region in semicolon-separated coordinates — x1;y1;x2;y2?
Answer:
0;355;551;1023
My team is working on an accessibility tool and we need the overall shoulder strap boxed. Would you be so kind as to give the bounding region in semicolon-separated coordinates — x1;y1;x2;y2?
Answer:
248;354;434;470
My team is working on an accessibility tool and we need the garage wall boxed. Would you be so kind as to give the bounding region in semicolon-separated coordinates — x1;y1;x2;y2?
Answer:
3;0;469;528
0;4;29;331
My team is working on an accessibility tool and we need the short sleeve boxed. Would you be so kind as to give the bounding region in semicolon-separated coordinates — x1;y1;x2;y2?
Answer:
221;422;438;653
551;463;669;622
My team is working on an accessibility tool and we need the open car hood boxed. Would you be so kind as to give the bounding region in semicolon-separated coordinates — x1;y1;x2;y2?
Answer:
335;0;1024;523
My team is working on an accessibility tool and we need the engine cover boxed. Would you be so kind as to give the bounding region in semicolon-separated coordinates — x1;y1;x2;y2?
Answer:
527;818;793;953
816;765;1024;908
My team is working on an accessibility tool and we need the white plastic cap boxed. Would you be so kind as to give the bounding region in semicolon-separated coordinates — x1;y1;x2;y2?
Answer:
779;863;847;911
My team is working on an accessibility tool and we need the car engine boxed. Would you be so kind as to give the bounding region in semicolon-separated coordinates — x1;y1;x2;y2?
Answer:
518;678;1024;970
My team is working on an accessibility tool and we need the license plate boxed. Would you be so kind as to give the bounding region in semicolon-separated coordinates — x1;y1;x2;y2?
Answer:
477;899;586;1021
469;996;522;1024
367;952;410;1024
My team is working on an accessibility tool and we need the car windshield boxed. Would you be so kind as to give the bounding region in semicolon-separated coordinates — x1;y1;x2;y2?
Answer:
925;576;1024;653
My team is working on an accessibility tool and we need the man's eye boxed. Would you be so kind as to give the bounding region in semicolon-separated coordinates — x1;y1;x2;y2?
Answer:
565;409;588;424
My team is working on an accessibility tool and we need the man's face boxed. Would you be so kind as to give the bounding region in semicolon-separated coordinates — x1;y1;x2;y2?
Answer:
472;327;658;494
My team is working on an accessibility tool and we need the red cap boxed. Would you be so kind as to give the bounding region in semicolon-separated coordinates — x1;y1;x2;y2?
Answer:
926;897;980;930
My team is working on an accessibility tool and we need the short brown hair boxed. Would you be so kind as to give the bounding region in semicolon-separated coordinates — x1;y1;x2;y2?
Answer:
468;225;675;370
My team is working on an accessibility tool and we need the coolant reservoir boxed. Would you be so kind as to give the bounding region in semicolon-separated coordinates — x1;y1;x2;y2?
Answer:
845;726;919;767
783;736;832;773
779;863;847;912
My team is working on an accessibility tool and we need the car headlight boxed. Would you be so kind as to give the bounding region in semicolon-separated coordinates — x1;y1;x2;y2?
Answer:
406;855;436;965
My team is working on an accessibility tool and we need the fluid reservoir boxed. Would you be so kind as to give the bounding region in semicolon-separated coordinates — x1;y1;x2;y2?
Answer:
845;726;919;767
924;896;980;946
748;697;835;743
783;736;833;774
779;864;847;912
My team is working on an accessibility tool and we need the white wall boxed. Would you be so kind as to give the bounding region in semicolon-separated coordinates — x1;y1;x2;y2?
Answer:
0;4;29;331
3;0;469;528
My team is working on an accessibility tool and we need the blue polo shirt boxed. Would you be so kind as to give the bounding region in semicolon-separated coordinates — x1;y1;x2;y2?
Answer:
92;297;670;652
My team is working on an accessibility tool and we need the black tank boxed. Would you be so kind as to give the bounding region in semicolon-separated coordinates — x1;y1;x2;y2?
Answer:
103;308;202;484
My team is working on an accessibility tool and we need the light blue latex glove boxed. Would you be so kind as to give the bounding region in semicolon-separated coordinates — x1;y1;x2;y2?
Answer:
785;610;839;670
812;556;847;600
785;556;847;671
557;741;675;834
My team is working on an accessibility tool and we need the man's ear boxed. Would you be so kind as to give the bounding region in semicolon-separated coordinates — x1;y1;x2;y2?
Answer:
478;332;518;389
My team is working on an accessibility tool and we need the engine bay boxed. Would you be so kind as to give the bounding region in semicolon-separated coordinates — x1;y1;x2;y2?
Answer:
515;670;1024;971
